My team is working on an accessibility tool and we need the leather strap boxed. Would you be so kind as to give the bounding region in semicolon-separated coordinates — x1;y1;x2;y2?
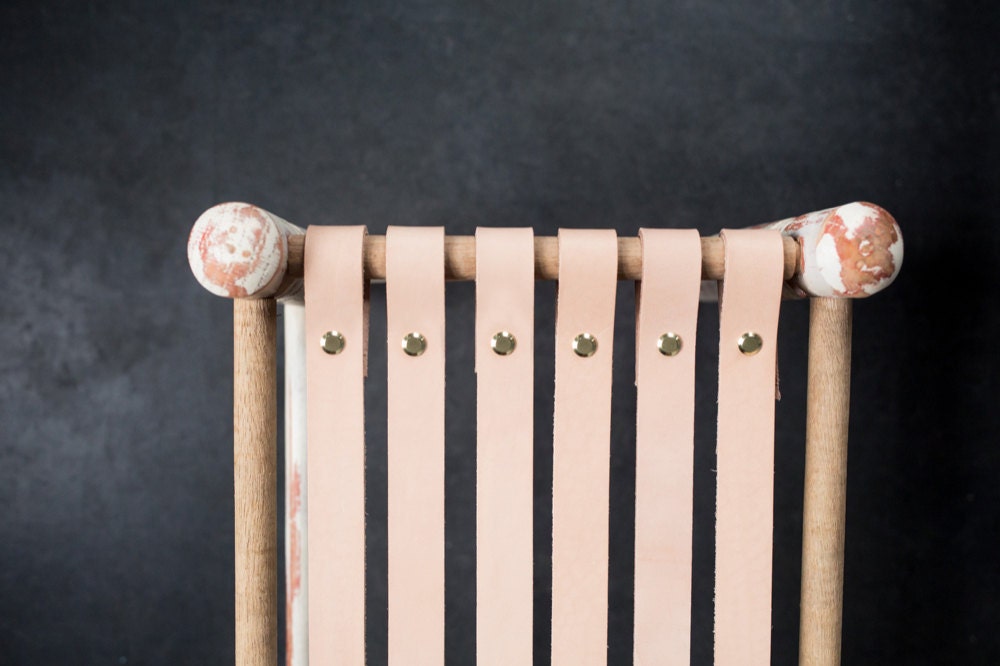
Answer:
385;226;446;665
633;229;702;665
550;229;619;666
303;226;368;665
713;229;785;666
475;228;535;666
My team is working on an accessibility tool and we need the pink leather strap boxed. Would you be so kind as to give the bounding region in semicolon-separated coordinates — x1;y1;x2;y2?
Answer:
385;226;446;665
633;229;702;665
713;229;785;666
303;226;368;664
550;229;619;666
475;228;535;665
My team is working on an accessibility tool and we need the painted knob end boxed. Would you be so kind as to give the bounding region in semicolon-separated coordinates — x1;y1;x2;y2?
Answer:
187;202;293;299
767;202;903;298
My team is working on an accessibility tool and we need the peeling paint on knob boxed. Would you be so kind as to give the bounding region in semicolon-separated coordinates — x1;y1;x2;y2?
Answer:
763;202;903;298
187;202;292;298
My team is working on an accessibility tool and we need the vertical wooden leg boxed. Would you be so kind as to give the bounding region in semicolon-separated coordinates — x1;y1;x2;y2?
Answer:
234;298;278;666
799;298;852;666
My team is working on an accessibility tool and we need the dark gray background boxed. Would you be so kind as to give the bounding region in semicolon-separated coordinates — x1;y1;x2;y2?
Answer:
2;1;997;663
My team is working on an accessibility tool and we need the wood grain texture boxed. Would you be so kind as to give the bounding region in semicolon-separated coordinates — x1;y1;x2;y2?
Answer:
799;298;853;666
233;298;278;666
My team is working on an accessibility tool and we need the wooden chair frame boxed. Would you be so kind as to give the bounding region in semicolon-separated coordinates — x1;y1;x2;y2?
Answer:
188;201;902;665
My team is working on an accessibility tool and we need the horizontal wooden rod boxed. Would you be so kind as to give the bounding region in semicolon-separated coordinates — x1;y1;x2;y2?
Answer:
285;234;798;282
188;201;902;299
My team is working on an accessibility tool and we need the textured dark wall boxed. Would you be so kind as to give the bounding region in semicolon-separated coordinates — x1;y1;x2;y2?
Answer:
2;1;998;664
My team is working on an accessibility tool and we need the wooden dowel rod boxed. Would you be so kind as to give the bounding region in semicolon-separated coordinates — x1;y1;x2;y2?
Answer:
233;298;278;666
284;234;797;282
799;298;853;666
189;201;901;299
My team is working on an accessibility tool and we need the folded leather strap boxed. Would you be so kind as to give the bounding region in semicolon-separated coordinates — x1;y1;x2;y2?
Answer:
713;229;785;666
385;226;446;665
633;229;702;666
475;228;535;665
551;229;618;666
304;226;368;664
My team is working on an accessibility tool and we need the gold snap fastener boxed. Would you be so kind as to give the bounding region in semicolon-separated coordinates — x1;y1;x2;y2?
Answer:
491;331;517;356
320;331;346;355
738;332;763;356
657;332;682;356
402;331;427;356
573;333;598;358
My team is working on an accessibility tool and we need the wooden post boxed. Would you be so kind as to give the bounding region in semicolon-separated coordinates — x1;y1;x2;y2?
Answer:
799;297;852;665
234;298;278;666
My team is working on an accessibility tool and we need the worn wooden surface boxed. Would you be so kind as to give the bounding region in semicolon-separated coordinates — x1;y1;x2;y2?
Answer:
799;298;853;666
233;299;278;666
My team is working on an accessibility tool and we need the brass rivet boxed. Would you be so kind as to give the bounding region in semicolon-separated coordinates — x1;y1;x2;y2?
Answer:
657;332;683;356
491;331;517;356
320;331;346;355
573;333;598;358
402;331;427;356
738;331;763;356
